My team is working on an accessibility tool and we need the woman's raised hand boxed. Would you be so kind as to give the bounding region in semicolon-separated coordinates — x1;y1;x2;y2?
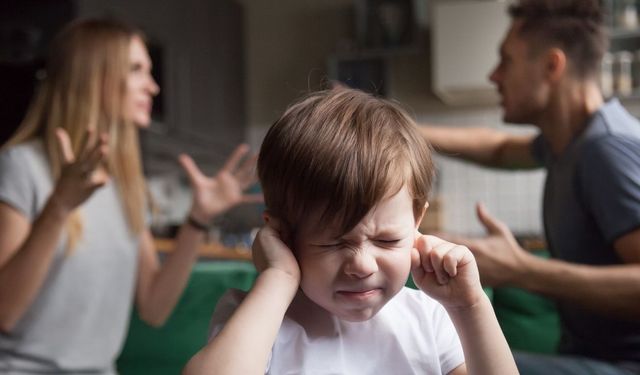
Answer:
50;128;110;214
179;144;262;223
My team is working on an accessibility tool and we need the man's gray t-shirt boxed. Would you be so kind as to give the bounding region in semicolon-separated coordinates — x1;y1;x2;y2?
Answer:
532;99;640;363
0;140;140;374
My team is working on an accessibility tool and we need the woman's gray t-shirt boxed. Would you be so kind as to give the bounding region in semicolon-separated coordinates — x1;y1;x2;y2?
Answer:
0;140;140;374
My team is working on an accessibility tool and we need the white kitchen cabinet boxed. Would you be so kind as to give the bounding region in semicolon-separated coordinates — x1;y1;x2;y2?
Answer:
430;0;510;106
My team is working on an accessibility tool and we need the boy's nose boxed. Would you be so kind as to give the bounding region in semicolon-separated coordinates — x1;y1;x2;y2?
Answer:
344;249;379;279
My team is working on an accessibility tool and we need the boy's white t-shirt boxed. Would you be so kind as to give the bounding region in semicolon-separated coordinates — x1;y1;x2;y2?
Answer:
210;287;465;374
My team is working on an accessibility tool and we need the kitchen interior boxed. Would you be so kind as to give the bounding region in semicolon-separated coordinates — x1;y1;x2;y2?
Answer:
2;0;640;370
6;0;640;246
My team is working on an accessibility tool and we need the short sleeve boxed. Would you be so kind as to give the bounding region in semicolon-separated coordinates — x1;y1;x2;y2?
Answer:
432;303;465;374
578;136;640;244
0;145;36;220
531;133;549;166
207;289;272;374
208;289;245;340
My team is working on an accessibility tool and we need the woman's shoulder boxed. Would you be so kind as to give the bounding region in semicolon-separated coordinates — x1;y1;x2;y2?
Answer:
0;139;45;164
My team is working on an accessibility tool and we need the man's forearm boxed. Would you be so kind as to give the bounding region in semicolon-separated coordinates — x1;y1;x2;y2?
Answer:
419;125;538;169
517;255;640;319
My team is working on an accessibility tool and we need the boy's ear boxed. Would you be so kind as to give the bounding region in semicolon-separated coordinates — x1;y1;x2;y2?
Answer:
415;202;429;229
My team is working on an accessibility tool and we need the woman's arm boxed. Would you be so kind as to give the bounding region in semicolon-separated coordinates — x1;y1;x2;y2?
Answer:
0;201;70;331
0;130;109;332
134;144;262;326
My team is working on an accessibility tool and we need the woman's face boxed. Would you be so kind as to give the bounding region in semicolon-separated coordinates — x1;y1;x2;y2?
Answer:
123;36;159;128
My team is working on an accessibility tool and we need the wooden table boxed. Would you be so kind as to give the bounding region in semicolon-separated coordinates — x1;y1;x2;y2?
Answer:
154;238;252;261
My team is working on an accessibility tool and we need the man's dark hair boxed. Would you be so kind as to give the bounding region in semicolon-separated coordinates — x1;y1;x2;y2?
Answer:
509;0;608;79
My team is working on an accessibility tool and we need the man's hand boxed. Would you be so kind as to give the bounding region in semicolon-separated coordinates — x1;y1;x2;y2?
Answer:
442;203;533;287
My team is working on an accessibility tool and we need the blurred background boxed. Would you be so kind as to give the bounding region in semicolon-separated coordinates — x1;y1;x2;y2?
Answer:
3;0;640;241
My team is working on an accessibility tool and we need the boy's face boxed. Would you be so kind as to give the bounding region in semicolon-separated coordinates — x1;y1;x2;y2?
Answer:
294;186;422;322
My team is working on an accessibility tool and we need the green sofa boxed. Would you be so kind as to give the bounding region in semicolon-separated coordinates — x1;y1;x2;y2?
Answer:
117;255;560;374
116;261;258;375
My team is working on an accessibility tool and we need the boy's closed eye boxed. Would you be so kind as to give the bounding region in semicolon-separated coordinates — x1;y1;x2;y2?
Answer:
375;239;402;245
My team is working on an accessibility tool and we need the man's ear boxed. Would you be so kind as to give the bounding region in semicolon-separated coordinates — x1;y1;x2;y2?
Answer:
545;47;567;83
415;202;429;230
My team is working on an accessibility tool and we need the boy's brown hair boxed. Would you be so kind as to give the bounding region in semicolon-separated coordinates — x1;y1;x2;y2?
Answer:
258;88;434;238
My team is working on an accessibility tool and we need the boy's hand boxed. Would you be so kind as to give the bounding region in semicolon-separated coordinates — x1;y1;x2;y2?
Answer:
411;234;484;309
252;218;300;283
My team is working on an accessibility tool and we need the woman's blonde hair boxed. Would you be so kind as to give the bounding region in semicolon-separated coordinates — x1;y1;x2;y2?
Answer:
5;18;147;251
258;88;434;238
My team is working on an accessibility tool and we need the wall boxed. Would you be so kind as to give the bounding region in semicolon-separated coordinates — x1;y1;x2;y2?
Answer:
243;0;545;236
77;0;245;176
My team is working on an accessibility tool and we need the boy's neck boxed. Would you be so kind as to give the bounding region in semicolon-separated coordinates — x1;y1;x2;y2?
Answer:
287;290;340;337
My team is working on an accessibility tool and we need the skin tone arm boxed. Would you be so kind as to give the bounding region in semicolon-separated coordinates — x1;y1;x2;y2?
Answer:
419;125;539;169
0;129;109;332
412;235;518;375
134;144;263;327
446;203;640;321
182;219;300;375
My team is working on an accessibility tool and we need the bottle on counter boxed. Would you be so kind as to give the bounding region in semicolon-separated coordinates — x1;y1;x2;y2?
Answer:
602;51;615;98
615;50;634;97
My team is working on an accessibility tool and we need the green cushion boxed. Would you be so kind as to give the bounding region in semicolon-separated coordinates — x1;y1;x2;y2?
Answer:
116;261;257;375
491;250;560;354
492;286;560;354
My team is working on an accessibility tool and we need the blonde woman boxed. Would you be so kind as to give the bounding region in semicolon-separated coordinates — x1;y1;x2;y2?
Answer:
0;19;260;374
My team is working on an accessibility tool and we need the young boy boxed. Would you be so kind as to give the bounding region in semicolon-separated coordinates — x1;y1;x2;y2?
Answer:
183;88;517;374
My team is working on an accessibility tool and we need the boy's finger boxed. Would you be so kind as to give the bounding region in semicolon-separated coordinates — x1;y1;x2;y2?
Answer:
429;242;458;284
442;246;467;278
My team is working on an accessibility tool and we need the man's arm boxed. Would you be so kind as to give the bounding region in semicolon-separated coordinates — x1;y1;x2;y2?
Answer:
516;227;640;320
419;125;540;169
455;204;640;320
